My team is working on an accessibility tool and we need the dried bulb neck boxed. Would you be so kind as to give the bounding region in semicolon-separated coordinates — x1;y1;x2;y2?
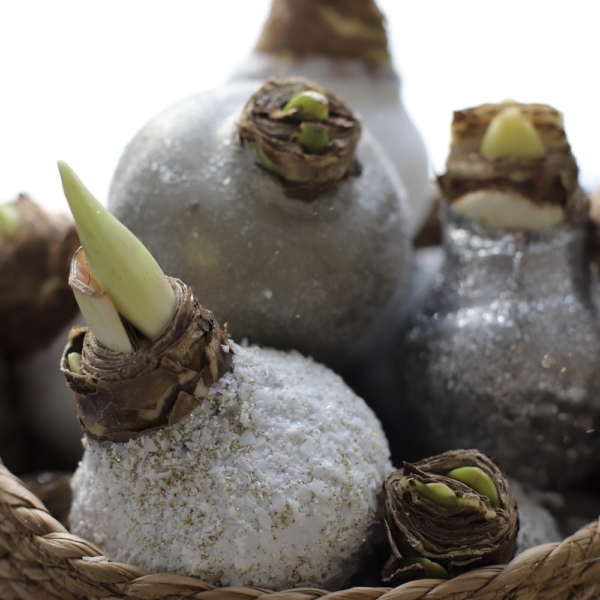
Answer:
238;77;361;200
61;278;233;442
255;0;391;68
442;102;583;223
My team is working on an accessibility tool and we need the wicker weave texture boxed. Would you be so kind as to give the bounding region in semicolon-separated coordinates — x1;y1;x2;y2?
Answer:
1;461;600;600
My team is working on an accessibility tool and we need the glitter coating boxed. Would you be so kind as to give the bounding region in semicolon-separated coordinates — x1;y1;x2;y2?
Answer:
394;207;600;488
69;342;392;590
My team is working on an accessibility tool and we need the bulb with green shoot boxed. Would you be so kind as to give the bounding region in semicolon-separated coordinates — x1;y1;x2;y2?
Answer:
381;449;518;584
59;161;393;590
108;76;412;368
229;0;432;236
441;101;583;231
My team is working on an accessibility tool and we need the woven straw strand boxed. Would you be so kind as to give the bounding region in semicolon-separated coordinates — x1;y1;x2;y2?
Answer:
2;460;600;600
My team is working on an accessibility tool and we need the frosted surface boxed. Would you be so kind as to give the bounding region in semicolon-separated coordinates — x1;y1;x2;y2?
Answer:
70;342;392;590
108;81;411;364
231;55;431;236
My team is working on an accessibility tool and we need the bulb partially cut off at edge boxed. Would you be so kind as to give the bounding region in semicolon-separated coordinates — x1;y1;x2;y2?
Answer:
57;160;176;340
0;194;80;357
69;247;134;354
254;0;392;67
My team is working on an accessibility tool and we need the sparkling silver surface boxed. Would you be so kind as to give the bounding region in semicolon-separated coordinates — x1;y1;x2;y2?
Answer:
394;207;600;488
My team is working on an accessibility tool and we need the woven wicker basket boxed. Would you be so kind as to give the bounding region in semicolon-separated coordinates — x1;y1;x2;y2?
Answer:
1;459;599;600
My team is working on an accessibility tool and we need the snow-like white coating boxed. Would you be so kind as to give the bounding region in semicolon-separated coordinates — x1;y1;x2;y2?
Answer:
69;342;392;590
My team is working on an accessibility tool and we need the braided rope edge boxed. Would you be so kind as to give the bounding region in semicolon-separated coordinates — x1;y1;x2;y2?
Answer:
2;461;600;600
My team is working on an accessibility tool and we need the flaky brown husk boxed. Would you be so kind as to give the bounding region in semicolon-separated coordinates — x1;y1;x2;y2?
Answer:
382;449;518;584
0;195;79;358
237;77;361;200
438;102;585;224
255;0;391;68
60;277;233;443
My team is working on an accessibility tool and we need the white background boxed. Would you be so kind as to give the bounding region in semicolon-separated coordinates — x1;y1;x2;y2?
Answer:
0;1;597;214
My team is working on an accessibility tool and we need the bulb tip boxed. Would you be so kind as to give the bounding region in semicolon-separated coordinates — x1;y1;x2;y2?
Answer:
480;107;547;159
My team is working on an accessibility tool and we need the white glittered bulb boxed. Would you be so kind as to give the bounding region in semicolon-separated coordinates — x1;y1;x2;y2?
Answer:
69;341;392;590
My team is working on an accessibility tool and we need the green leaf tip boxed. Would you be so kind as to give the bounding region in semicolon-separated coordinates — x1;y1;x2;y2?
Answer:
57;160;176;341
446;466;501;508
480;107;546;158
283;90;329;121
403;557;449;580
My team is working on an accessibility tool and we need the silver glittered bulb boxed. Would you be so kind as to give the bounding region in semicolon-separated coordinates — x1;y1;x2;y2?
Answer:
394;204;600;488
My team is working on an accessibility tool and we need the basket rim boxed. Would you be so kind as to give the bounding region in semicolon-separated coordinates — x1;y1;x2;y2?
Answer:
2;459;600;600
